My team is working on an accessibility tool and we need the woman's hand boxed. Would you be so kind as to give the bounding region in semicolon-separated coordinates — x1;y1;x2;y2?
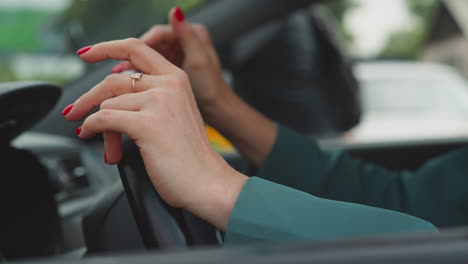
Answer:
110;7;278;168
64;38;247;230
112;7;233;119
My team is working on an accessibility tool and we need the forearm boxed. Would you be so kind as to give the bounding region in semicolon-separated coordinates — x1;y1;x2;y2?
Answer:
252;125;405;210
225;177;437;243
253;125;468;228
201;87;277;168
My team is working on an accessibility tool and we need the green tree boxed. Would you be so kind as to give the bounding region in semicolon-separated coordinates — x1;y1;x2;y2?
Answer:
407;0;438;22
326;0;359;22
379;28;426;59
379;0;438;59
325;0;359;45
0;62;17;82
0;10;52;53
56;0;206;50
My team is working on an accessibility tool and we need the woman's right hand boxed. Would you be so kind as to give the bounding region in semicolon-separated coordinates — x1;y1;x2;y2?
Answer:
113;7;232;118
67;38;247;230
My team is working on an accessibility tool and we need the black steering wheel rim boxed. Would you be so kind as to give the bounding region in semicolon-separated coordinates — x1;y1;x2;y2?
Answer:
117;137;219;250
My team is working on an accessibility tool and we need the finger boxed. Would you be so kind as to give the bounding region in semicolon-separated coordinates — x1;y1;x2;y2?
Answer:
193;24;218;62
111;26;174;73
111;45;183;73
101;93;148;165
104;132;122;164
77;38;177;75
111;28;183;73
113;42;184;71
140;25;173;46
66;73;162;121
100;92;151;165
111;61;133;73
79;109;139;140
100;92;150;112
169;7;204;61
141;24;184;67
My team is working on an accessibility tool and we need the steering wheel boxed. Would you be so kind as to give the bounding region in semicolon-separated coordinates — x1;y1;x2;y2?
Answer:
117;137;219;250
0;82;61;144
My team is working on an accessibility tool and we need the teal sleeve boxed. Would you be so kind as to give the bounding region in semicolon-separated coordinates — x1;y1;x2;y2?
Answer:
225;177;437;244
257;125;468;227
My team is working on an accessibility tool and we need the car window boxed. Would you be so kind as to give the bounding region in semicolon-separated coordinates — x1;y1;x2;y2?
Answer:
362;78;468;113
0;0;207;86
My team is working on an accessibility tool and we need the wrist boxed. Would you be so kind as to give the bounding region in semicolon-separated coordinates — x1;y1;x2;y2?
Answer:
199;86;240;127
185;161;248;231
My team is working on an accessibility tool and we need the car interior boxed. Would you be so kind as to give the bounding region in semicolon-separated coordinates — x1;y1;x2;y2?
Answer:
2;0;468;263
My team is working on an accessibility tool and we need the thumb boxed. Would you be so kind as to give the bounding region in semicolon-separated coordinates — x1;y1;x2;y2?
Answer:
169;7;202;59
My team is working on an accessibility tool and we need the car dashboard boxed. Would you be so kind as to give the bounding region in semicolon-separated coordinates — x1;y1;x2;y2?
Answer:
12;132;121;252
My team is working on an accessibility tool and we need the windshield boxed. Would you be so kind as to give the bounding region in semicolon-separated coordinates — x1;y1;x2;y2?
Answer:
0;0;207;86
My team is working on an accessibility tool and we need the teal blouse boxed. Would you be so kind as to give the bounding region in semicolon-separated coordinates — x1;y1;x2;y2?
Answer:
225;125;468;243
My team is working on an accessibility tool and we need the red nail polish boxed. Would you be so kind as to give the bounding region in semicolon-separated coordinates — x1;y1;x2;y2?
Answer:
62;104;74;116
111;64;124;73
75;127;82;135
174;6;185;22
76;46;92;55
104;153;108;164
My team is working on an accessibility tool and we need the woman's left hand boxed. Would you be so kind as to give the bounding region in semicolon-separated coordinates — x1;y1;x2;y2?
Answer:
64;38;247;230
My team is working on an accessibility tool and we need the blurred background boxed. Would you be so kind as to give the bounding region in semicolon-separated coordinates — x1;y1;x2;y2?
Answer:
0;0;207;84
2;0;468;148
0;0;449;83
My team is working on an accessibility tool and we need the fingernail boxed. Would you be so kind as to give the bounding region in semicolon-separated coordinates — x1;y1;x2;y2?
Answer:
174;6;185;22
62;104;74;116
75;126;82;135
76;46;92;55
104;153;108;164
111;64;124;73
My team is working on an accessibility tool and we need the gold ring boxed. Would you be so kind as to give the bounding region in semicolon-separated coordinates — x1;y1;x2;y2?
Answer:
130;72;143;91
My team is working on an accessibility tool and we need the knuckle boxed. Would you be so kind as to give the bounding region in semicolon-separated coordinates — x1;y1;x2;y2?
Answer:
149;25;163;32
95;109;113;124
194;24;209;36
85;110;110;130
103;73;120;85
102;74;122;96
146;89;160;101
162;77;177;91
193;24;211;44
126;37;144;47
185;58;207;71
149;25;169;35
167;71;189;90
139;112;159;131
151;89;172;109
100;98;113;110
177;71;190;85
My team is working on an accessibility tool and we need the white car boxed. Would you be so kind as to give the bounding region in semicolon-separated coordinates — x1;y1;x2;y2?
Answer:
343;62;468;144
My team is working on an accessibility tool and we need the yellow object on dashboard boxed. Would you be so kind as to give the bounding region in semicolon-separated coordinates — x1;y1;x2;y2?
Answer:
205;126;236;154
